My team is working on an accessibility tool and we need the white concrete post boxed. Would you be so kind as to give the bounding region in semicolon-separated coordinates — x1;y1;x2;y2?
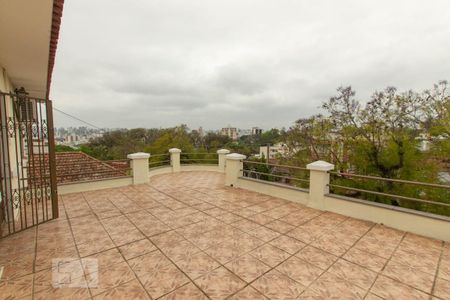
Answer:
169;148;181;173
225;153;246;187
306;160;334;209
127;152;150;185
217;149;230;172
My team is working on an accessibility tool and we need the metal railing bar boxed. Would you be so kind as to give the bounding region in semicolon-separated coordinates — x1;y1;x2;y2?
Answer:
30;161;129;168
243;169;310;184
149;160;171;165
328;184;450;208
180;158;218;161
329;172;450;189
56;170;127;177
58;175;133;185
244;160;308;171
0;91;52;102
181;153;218;155
150;154;170;158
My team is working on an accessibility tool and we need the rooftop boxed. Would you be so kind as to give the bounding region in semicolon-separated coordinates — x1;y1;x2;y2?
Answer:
0;171;448;299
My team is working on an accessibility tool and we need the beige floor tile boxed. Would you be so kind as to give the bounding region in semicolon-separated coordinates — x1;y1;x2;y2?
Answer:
383;260;435;293
118;238;156;260
89;261;136;296
93;279;150;300
370;275;429;300
174;251;220;280
269;235;306;255
225;253;271;283
159;282;208;300
277;256;324;286
250;244;291;267
307;272;366;299
295;245;338;270
343;247;387;272
0;274;34;299
251;269;305;300
140;263;190;299
433;277;450;300
194;266;246;300
228;286;268;299
328;259;377;291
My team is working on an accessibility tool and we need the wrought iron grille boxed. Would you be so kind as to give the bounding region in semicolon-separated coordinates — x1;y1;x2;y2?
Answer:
0;92;58;237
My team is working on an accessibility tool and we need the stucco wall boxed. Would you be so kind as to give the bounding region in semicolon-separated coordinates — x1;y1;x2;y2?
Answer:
0;66;14;92
58;177;134;195
237;176;449;242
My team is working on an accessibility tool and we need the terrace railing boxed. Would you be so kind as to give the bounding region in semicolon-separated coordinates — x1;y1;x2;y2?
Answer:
328;171;450;217
180;152;218;165
243;160;310;189
148;153;171;169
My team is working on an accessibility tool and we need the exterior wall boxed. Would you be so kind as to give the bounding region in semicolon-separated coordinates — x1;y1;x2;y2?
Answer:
58;176;133;195
259;143;288;159
180;165;219;172
220;127;238;140
148;166;173;178
236;175;449;242
148;165;220;178
236;177;309;205
324;194;450;242
0;66;14;92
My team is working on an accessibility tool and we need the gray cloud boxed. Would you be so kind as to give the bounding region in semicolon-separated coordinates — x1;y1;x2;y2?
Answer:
51;0;450;130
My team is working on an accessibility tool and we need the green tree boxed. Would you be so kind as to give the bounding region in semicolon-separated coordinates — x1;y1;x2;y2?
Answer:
55;145;76;152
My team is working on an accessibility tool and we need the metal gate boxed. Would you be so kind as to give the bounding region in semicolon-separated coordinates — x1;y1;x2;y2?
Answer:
0;90;58;238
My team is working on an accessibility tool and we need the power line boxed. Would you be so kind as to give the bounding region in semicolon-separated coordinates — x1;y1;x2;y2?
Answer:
53;107;102;129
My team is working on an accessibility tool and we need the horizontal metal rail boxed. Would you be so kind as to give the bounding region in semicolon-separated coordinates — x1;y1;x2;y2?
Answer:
103;159;130;163
181;152;218;156
329;171;450;189
180;158;218;161
243;169;310;184
56;170;127;177
0;91;52;102
58;175;133;185
329;184;450;208
149;160;171;166
150;153;170;158
244;160;308;171
45;161;129;168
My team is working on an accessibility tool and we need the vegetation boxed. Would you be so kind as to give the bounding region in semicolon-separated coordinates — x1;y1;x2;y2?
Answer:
55;145;76;152
283;81;450;215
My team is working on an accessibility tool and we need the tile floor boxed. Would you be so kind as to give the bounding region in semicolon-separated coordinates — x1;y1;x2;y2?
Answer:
0;171;449;299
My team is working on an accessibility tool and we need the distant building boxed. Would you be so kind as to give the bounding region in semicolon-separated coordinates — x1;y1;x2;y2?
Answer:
221;126;238;140
259;143;288;160
252;127;263;136
198;126;204;137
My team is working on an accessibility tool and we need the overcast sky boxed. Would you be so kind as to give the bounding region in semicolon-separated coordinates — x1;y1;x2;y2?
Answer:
51;0;450;130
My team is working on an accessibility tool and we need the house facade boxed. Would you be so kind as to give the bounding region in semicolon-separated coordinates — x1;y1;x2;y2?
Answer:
0;0;64;237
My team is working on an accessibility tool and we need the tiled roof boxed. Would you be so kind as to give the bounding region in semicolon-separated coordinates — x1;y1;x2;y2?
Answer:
29;152;128;184
54;152;128;184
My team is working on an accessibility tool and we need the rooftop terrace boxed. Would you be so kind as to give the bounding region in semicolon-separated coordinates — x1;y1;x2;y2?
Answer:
1;171;449;299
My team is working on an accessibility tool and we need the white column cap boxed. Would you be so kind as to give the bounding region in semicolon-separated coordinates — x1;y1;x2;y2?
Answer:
127;152;150;159
225;153;246;160
217;149;231;154
169;148;182;153
307;160;334;171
